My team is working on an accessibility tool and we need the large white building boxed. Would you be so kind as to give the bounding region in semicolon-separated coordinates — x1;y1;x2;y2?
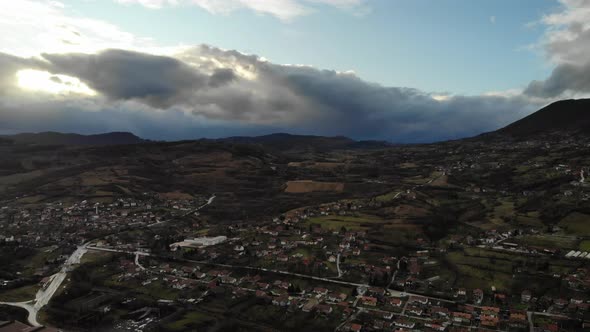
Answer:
170;236;227;251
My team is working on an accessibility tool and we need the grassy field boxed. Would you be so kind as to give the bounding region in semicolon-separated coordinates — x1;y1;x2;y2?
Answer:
446;250;515;291
516;234;578;249
0;284;39;302
559;212;590;236
376;191;401;202
164;311;212;331
579;240;590;251
306;214;385;231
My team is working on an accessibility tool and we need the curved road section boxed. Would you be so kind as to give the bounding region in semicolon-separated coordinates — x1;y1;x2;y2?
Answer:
0;244;88;326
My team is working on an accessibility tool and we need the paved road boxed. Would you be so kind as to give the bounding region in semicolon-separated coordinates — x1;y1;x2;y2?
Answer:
85;246;463;304
0;243;89;326
135;252;146;271
148;194;216;228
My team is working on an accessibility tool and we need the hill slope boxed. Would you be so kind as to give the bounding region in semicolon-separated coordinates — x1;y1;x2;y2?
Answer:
1;132;145;146
220;133;390;152
497;99;590;137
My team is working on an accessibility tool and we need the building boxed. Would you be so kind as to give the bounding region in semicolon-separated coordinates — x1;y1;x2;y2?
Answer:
169;236;227;250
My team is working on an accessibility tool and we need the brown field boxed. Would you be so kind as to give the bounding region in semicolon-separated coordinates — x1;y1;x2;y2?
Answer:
160;191;194;200
430;175;448;186
287;162;343;169
285;180;344;193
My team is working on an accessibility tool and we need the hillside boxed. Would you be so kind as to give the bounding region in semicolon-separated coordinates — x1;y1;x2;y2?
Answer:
220;133;390;152
0;131;146;146
496;99;590;137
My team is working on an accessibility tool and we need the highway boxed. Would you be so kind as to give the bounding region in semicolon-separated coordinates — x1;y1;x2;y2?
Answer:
0;243;89;326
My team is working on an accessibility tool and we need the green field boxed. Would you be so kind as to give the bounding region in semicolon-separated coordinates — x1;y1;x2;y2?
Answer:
165;311;212;331
0;284;39;302
446;250;515;290
579;240;590;251
559;212;590;236
306;214;385;231
516;234;578;250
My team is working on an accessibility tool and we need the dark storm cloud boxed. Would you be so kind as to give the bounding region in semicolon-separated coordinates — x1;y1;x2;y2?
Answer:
41;49;235;108
0;46;540;142
524;61;590;98
525;1;590;98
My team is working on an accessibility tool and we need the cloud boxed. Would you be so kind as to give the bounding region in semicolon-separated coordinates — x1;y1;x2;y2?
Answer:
0;45;540;142
524;0;590;98
0;0;179;59
0;0;579;142
490;16;496;24
116;0;368;21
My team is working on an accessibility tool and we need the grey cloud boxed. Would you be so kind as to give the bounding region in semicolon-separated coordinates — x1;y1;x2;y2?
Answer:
41;49;213;108
208;68;237;87
528;1;590;98
525;62;590;98
0;46;540;142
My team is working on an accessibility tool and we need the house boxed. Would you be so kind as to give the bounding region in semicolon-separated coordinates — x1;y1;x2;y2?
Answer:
389;297;403;307
272;294;291;307
302;299;319;312
313;287;329;295
382;311;394;320
257;282;270;290
327;293;347;302
346;323;362;332
425;323;446;331
406;305;423;316
360;296;378;307
509;311;526;322
395;319;415;329
472;289;484;304
452;311;472;323
430;306;450;318
481;315;499;328
369;287;386;297
373;320;392;330
220;276;237;284
455;288;466;297
316;304;333;315
521;290;532;303
410;296;428;305
554;298;568;309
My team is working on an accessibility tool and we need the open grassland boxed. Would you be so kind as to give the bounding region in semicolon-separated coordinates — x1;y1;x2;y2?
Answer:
0;284;39;302
579;240;590;251
306;214;386;231
515;234;578;249
559;212;590;236
164;311;212;331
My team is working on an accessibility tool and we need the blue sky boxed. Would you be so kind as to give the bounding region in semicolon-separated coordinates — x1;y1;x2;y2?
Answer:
0;0;589;142
61;0;556;95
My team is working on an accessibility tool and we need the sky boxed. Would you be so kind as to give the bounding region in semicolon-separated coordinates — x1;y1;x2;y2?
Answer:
1;0;589;142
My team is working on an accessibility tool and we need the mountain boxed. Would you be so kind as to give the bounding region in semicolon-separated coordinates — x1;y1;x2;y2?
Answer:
0;131;146;146
219;133;390;152
496;98;590;137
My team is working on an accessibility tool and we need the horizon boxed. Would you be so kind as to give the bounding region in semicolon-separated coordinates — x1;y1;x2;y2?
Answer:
1;1;590;142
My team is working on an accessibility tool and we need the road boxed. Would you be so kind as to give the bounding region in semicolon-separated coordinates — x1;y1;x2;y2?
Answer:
135;252;146;271
148;194;216;228
387;258;402;290
86;246;462;304
336;254;342;278
0;243;89;327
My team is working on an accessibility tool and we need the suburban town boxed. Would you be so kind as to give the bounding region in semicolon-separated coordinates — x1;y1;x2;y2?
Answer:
1;129;590;331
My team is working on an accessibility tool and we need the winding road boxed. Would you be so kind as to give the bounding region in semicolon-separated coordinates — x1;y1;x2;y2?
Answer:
0;243;89;326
